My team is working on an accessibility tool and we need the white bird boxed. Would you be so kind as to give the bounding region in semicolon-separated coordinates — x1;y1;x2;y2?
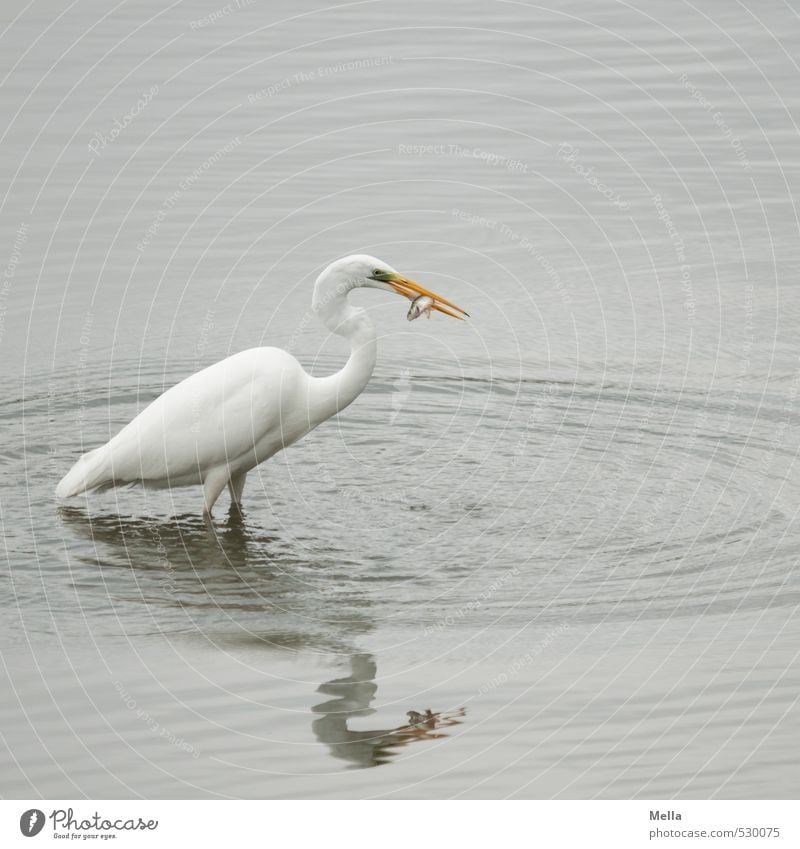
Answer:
56;255;468;521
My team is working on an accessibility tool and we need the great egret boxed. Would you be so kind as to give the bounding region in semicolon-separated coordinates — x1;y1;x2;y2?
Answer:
56;255;468;520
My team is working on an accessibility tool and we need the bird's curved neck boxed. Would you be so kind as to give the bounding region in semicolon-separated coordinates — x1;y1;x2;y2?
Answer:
310;289;377;422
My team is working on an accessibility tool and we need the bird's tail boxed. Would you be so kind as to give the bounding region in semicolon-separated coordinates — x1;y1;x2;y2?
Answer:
55;444;113;498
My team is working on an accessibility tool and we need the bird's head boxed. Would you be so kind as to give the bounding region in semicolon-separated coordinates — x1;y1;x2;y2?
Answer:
317;254;469;320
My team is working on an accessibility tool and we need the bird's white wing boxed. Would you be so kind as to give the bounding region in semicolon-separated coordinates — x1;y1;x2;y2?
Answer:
104;347;309;485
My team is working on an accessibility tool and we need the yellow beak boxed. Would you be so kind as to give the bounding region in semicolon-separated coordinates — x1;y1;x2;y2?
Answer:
388;274;469;320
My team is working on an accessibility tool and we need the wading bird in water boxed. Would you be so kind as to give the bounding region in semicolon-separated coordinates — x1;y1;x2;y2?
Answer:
56;256;468;521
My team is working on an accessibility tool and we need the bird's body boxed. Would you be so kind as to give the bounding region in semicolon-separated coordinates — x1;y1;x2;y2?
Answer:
56;255;467;519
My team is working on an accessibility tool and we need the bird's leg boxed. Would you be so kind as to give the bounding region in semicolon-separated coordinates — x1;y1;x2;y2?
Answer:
228;470;247;515
202;470;229;524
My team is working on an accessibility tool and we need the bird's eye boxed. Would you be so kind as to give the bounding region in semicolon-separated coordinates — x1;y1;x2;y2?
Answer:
372;268;383;278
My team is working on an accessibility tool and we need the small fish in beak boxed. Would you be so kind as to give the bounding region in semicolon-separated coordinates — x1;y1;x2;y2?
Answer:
385;272;469;319
407;295;435;321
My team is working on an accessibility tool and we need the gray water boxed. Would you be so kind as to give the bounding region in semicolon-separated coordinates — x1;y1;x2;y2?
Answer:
1;0;799;798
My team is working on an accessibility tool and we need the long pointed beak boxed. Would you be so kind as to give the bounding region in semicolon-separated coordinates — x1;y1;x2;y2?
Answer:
388;274;469;319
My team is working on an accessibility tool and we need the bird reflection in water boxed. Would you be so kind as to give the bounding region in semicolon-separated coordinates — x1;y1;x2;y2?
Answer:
58;507;465;769
57;504;254;575
312;654;465;769
55;505;310;616
56;504;375;641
